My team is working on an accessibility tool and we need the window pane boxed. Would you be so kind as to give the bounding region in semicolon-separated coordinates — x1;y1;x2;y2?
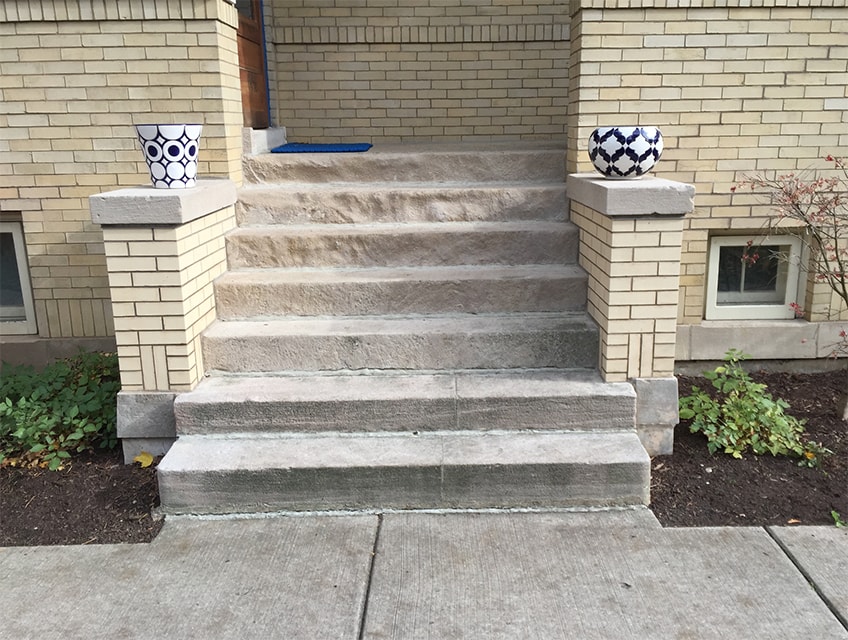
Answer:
742;246;779;292
716;245;743;293
0;231;25;313
235;0;254;19
716;243;788;305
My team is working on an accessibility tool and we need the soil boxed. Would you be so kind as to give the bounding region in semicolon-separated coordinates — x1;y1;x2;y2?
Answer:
0;448;163;547
1;369;846;546
651;369;848;527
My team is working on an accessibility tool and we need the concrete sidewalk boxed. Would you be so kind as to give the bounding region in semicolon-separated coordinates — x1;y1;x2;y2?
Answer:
1;509;846;639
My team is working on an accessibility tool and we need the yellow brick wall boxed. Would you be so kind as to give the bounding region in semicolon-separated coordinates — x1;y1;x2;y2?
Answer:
568;1;848;324
0;1;241;344
571;201;683;381
267;0;571;142
102;205;235;391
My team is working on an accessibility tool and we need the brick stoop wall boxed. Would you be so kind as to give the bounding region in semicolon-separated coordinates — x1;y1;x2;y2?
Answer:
0;0;243;359
3;0;846;372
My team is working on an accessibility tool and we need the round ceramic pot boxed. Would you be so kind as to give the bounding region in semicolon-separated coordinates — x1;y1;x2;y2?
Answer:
587;126;663;179
135;124;202;189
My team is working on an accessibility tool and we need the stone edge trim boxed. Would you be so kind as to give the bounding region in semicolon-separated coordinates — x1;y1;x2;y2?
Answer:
567;173;695;217
90;179;237;226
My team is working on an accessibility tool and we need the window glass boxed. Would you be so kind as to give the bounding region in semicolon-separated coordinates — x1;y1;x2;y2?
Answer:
705;236;802;320
0;221;37;333
716;244;786;305
235;0;254;19
0;231;25;316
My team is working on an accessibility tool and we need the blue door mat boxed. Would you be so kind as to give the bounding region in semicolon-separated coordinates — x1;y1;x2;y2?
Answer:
271;142;372;153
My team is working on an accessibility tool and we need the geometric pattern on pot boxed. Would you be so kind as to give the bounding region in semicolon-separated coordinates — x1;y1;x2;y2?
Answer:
588;126;663;179
136;124;203;189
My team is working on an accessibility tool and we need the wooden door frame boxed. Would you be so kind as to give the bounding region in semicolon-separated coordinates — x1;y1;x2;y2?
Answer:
236;0;270;129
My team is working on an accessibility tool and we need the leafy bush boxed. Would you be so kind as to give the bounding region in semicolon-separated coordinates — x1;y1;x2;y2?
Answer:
679;349;831;468
0;351;120;470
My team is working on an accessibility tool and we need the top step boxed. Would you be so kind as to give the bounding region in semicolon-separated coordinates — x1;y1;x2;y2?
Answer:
243;141;567;185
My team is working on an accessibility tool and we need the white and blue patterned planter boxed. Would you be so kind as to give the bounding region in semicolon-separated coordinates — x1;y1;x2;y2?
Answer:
135;124;202;189
588;126;663;179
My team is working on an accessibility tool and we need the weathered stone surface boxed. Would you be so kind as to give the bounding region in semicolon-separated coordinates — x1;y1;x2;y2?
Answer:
633;377;678;455
567;173;694;217
201;313;599;372
174;372;458;434
456;369;635;430
214;264;587;318
236;182;568;225
157;431;649;514
173;370;635;435
90;179;237;225
116;391;177;462
225;221;577;269
243;142;566;184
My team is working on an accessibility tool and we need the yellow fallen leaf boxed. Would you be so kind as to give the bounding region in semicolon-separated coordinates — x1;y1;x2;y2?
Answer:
787;519;801;525
133;451;154;468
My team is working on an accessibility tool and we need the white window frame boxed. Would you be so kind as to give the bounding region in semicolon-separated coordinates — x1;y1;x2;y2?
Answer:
705;235;804;321
0;221;38;335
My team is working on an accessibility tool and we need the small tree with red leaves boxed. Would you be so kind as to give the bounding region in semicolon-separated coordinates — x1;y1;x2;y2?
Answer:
734;155;848;325
734;155;848;417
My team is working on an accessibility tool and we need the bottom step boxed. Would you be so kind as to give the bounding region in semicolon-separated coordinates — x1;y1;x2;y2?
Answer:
157;431;650;514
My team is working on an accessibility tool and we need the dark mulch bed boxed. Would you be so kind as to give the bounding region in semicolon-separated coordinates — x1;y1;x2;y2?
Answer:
651;369;848;527
1;369;846;546
0;448;162;547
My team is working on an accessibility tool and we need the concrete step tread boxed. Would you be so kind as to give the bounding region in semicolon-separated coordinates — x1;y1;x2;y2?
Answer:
228;220;574;235
159;431;648;472
205;312;596;337
214;264;587;318
243;143;566;185
218;263;585;282
178;369;634;404
226;221;577;269
157;430;649;512
202;312;599;371
238;180;568;193
174;369;634;435
236;181;568;225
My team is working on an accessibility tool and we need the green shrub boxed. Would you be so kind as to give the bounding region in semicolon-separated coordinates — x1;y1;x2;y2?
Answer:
0;351;120;470
678;349;831;468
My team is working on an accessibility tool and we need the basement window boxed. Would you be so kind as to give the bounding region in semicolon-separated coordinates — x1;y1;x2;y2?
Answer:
705;235;803;321
0;221;37;334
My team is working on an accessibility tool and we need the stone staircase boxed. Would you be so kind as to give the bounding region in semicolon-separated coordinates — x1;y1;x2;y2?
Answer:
157;142;650;514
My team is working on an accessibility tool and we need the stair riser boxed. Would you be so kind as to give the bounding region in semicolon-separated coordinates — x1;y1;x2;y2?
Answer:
175;397;634;436
226;226;578;269
202;330;599;372
174;371;636;435
159;463;648;513
157;432;649;514
236;186;568;225
214;275;587;318
243;149;566;185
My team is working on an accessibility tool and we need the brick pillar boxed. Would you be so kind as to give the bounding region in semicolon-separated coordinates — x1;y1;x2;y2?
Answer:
90;180;237;460
568;173;694;454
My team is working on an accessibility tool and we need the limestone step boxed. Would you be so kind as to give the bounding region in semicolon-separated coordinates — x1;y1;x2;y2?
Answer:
225;221;577;270
242;141;566;185
214;264;588;318
157;431;650;514
201;313;599;372
236;182;568;226
173;369;635;435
